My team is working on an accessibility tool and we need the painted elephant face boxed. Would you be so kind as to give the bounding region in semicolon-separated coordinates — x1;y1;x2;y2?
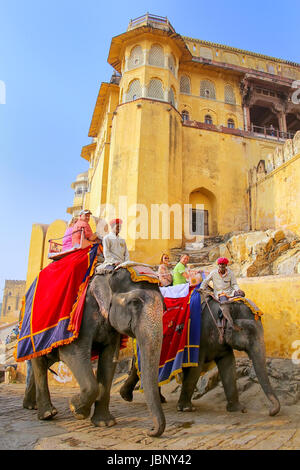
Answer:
109;289;163;339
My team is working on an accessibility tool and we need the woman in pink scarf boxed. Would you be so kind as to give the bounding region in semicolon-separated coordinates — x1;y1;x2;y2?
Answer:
62;217;78;251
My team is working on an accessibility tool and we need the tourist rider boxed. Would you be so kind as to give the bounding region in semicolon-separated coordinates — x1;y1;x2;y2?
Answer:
62;216;78;251
157;253;173;287
101;218;130;270
72;210;100;247
172;254;190;286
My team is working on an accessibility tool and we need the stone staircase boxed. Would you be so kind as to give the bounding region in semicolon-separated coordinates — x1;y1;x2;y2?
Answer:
170;236;225;267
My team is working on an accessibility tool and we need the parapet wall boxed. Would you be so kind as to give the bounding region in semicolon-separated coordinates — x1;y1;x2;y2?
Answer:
238;274;300;358
248;131;300;236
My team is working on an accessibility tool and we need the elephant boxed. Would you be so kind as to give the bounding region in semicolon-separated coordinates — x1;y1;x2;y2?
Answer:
119;296;281;417
23;267;166;437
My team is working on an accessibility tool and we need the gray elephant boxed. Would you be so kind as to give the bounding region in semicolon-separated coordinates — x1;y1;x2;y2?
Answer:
120;297;280;417
23;268;166;437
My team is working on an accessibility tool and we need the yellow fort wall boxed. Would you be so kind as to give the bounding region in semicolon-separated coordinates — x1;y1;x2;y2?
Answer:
238;275;300;358
250;151;300;236
26;224;49;290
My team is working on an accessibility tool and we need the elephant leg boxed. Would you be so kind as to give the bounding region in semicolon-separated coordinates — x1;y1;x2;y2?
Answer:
215;351;246;413
120;358;166;403
31;356;58;420
59;346;99;420
23;362;37;410
119;357;139;402
91;341;118;427
177;365;203;412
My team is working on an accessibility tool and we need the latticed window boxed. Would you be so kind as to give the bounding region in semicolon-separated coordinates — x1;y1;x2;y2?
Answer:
182;110;190;121
168;54;176;74
168;87;175;107
147;79;164;100
128;46;143;70
180;75;191;94
227;118;235;128
204;114;213;125
257;62;265;72
149;44;164;67
126;79;142;102
268;64;275;74
200;80;216;100
224;84;236;104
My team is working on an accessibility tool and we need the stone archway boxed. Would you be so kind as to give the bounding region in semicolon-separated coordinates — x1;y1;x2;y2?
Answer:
187;188;217;243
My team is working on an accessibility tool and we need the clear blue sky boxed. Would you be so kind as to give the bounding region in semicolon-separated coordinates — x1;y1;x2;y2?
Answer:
0;0;299;300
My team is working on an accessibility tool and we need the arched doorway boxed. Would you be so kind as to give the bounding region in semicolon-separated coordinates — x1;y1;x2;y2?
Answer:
188;188;217;241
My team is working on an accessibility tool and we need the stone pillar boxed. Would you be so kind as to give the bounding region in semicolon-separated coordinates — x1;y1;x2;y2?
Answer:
243;105;251;131
281;112;287;134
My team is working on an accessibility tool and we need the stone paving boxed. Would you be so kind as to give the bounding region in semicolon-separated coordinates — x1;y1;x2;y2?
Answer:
0;380;299;450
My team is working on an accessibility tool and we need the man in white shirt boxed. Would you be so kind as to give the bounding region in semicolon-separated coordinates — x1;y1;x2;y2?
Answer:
201;257;244;301
102;218;130;269
201;257;244;334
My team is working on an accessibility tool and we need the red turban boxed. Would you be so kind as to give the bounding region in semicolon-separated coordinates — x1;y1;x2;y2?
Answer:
217;257;229;265
109;218;123;226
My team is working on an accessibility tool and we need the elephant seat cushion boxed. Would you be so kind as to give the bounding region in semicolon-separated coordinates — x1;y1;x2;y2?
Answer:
116;262;160;285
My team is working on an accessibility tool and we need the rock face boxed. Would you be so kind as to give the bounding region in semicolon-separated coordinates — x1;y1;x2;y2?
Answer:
207;228;300;277
193;357;300;407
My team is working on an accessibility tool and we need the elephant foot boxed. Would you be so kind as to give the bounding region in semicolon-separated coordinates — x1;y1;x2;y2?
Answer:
91;411;116;428
177;402;196;412
23;398;37;410
226;402;247;413
119;384;134;402
69;396;91;420
38;405;58;420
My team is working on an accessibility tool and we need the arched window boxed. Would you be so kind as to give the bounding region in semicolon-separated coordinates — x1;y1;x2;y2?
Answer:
227;118;235;128
200;80;216;100
126;79;142;102
224;84;236;104
180;75;191;94
168;54;176;74
147;79;164;100
182;110;190;121
168;87;176;107
149;44;164;67
204;114;213;125
128;46;143;70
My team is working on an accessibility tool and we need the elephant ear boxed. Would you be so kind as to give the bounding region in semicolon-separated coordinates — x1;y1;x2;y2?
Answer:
89;274;112;319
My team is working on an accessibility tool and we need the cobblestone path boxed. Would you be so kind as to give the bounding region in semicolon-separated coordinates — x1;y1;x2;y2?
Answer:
0;383;299;450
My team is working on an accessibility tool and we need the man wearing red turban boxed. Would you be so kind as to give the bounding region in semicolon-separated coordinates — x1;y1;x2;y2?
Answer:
201;257;245;301
101;218;129;269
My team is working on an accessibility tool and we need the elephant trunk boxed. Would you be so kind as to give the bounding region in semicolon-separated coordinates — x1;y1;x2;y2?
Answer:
137;338;166;437
248;335;280;416
135;294;165;437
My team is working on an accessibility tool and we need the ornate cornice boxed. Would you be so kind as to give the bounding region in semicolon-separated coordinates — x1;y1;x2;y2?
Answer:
182;36;300;68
